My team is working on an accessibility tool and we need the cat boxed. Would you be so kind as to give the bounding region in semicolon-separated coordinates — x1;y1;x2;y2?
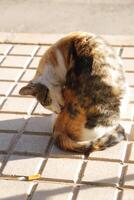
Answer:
19;32;128;154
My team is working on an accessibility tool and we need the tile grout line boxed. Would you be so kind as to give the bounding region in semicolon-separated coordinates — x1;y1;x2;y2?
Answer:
119;46;123;57
116;188;123;200
0;42;134;199
26;113;82;199
68;157;85;200
0;114;30;174
23;65;55;199
109;46;133;199
70;153;89;200
0;43;39;173
26;136;55;200
0;43;42;180
0;45;14;108
0;44;13;64
0;45;39;113
116;136;131;199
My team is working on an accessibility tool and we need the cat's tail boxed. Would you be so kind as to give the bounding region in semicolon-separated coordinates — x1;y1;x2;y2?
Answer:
54;132;91;154
54;124;126;155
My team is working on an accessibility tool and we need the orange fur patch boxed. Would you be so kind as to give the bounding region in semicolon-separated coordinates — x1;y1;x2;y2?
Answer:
54;89;86;141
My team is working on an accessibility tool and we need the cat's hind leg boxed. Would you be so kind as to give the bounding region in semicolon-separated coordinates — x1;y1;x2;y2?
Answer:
53;106;93;154
54;123;126;155
88;124;126;153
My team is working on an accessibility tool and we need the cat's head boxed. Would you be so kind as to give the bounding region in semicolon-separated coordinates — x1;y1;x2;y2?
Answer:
19;82;52;108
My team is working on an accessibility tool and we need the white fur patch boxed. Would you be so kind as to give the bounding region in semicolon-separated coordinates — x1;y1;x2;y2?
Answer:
32;49;67;113
55;49;67;83
80;126;115;142
35;49;67;88
32;64;57;87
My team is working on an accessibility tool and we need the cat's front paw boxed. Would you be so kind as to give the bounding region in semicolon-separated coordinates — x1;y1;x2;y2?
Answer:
50;101;62;114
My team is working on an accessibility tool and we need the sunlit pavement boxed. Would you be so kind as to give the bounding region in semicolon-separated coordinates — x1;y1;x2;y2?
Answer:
0;33;134;199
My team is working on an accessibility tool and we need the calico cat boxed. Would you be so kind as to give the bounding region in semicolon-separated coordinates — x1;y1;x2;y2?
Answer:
19;32;128;154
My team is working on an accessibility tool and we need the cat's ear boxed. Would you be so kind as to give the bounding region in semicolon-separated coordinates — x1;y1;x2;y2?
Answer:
19;82;37;96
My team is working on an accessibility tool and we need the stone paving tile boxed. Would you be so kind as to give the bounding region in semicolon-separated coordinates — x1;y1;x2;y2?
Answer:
36;46;50;56
120;120;134;138
82;160;121;185
0;133;16;152
77;185;117;200
11;82;31;96
124;163;134;187
0;180;30;200
113;47;121;55
32;182;73;200
28;57;41;69
10;44;38;55
122;47;134;58
0;55;29;68
120;103;134;120
125;73;134;86
0;35;134;200
0;81;14;96
0;96;6;108
129;142;134;162
122;188;134;200
50;143;83;158
0;68;22;81
24;115;55;134
14;134;50;155
129;87;134;102
20;69;36;82
120;103;129;120
0;44;12;55
0;55;4;63
123;59;134;72
3;155;44;176
42;158;82;181
1;97;35;113
129;124;134;141
33;103;53;115
89;141;127;161
0;113;26;132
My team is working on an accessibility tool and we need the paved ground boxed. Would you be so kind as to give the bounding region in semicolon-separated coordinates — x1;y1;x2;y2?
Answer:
0;0;134;35
0;33;134;199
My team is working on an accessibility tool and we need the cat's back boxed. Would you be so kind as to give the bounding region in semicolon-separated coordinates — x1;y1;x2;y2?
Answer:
61;32;126;94
36;32;125;88
58;32;125;89
63;32;127;128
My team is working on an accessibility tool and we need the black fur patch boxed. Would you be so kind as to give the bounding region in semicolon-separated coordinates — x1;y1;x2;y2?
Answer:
67;102;79;118
34;83;52;107
85;113;106;128
74;55;93;76
65;68;78;91
65;56;93;92
66;72;120;128
66;38;122;131
68;40;93;76
69;41;77;59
